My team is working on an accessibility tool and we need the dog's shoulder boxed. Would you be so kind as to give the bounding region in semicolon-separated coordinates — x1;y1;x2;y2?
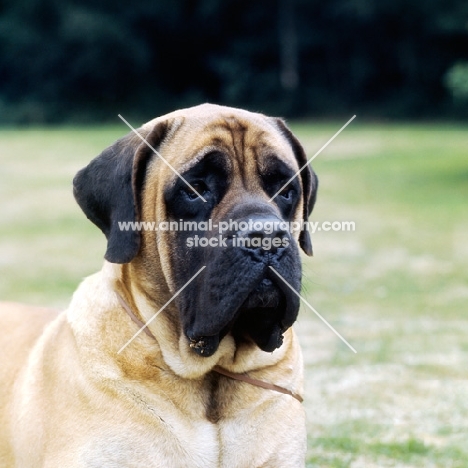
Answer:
0;302;59;352
0;302;59;388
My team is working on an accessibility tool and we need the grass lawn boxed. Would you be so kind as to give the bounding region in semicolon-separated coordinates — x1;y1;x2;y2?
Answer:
1;121;467;466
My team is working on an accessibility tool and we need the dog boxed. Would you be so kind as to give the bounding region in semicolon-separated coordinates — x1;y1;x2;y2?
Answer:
0;104;318;467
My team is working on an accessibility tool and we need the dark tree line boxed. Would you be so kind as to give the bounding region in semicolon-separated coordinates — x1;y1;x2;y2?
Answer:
0;0;467;123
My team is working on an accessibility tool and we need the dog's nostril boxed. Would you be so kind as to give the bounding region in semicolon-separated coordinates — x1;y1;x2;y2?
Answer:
237;218;288;253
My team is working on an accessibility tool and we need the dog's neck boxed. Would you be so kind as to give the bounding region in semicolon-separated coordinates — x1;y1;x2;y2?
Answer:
99;261;290;378
66;261;302;404
114;286;303;402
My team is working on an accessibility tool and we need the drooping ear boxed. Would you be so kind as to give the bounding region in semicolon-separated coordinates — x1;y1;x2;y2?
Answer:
73;121;170;264
273;118;319;256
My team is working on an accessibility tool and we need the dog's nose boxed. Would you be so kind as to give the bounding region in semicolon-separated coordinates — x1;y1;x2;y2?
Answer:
236;217;289;255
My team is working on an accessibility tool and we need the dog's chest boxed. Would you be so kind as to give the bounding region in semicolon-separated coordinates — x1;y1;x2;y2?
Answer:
80;420;221;468
78;377;277;468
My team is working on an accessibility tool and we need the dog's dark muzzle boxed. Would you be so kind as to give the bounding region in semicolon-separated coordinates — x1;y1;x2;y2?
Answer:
181;214;301;357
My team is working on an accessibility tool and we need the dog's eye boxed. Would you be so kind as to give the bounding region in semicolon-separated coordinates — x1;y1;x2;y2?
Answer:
183;181;208;200
279;186;293;201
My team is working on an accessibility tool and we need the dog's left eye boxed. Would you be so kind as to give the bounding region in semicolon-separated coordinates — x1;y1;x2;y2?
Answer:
183;181;208;200
279;186;293;201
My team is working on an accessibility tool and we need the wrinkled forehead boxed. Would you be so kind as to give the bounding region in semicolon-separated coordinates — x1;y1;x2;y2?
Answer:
144;107;300;176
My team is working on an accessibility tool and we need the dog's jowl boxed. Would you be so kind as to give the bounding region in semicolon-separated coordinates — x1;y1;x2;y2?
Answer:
0;104;318;468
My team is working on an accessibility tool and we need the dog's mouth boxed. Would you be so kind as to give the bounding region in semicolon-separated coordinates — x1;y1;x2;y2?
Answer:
232;277;287;351
188;275;293;357
242;278;283;309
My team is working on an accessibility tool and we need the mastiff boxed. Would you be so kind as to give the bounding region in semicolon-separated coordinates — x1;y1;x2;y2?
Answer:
0;104;318;467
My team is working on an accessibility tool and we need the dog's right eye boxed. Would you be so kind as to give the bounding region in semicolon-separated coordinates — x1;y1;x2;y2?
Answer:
165;153;229;219
182;181;209;200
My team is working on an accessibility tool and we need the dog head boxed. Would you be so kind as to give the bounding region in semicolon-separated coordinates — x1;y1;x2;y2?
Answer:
73;104;318;358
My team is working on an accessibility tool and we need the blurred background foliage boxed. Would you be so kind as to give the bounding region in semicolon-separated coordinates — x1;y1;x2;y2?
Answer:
0;0;468;124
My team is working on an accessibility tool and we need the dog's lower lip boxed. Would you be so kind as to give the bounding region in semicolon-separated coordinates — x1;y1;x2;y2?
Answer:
188;334;220;357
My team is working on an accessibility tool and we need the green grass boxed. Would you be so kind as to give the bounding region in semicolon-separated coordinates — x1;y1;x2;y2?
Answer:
1;122;467;466
294;122;468;466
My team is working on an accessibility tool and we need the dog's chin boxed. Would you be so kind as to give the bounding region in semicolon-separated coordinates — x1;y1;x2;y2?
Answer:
187;278;290;357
